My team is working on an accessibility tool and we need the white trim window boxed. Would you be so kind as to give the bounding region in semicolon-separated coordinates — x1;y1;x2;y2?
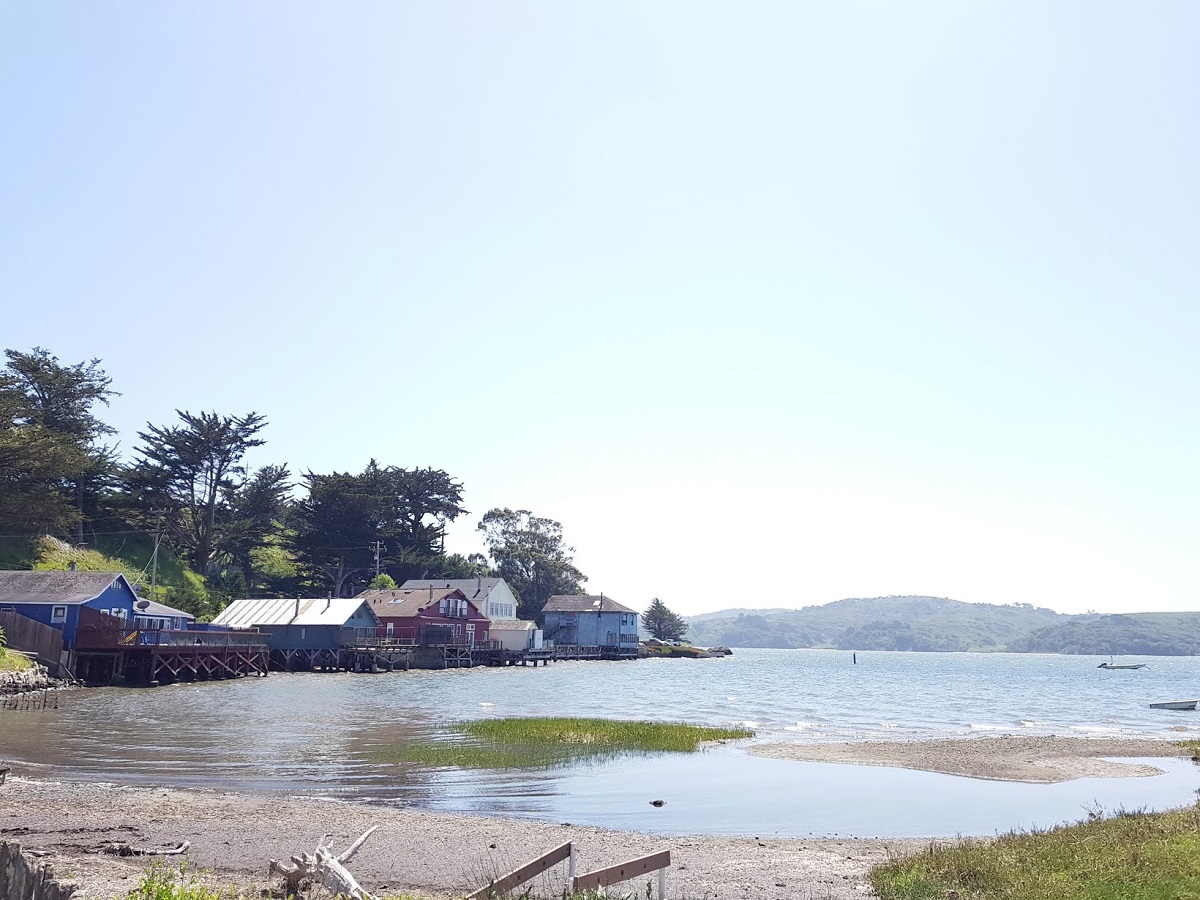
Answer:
51;605;67;623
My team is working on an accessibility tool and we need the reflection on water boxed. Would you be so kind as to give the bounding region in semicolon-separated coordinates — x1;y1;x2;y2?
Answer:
2;651;1199;836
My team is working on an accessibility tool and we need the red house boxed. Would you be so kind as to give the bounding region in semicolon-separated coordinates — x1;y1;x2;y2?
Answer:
356;587;491;648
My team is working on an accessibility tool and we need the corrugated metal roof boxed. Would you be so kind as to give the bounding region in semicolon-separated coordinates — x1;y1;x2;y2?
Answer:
544;594;637;614
211;597;378;628
0;570;132;605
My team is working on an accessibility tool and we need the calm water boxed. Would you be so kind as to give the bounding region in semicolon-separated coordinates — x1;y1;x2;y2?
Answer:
3;649;1198;837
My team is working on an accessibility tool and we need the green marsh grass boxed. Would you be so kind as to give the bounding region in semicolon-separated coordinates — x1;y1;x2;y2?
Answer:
376;716;753;769
126;864;237;900
870;802;1200;900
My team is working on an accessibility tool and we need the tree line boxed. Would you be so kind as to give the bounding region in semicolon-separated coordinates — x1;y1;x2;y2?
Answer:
0;348;588;620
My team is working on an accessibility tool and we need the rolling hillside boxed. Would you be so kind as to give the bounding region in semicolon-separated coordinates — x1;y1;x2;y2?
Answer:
685;596;1200;655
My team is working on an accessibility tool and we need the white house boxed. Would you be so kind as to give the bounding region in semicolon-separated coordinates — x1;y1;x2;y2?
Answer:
400;577;520;621
488;619;544;652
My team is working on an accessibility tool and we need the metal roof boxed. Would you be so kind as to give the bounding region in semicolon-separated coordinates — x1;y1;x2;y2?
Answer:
544;594;637;614
400;577;506;601
0;570;134;605
132;598;195;620
488;619;538;632
358;588;477;618
211;596;379;628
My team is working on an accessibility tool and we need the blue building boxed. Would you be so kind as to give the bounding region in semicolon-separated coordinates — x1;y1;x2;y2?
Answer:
542;594;640;659
211;596;380;670
0;570;139;648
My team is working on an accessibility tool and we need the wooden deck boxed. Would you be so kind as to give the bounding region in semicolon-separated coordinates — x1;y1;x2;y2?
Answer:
73;619;270;685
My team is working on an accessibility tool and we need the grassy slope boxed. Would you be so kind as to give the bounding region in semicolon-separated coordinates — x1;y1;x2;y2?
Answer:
1;534;210;615
871;801;1200;900
0;648;34;672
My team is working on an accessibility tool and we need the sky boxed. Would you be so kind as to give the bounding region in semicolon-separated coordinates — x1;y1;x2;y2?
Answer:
2;2;1198;617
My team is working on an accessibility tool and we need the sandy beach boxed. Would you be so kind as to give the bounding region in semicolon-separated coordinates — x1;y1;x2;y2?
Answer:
0;777;917;900
749;735;1190;783
1;736;1193;900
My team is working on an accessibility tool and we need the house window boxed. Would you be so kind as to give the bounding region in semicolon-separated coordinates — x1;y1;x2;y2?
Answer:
51;605;67;623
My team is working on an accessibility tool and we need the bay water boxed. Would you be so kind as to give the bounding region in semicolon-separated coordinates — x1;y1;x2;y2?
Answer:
3;649;1198;837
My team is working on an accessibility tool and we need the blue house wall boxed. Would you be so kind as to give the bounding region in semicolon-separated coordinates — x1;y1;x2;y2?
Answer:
6;577;139;647
546;610;640;648
259;624;344;651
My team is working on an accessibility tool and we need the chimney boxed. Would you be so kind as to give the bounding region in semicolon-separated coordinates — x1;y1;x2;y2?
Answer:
325;592;331;611
475;576;482;597
294;597;300;621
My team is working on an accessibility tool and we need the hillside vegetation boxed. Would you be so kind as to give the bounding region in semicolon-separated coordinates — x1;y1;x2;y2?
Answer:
2;534;223;619
686;596;1200;655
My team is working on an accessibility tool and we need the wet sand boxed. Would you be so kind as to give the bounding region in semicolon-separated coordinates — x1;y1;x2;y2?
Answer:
750;735;1191;782
0;776;918;900
1;736;1191;899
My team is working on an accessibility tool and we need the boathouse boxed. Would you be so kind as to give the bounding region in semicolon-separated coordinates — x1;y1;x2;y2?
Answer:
489;618;543;652
543;594;640;660
211;596;381;671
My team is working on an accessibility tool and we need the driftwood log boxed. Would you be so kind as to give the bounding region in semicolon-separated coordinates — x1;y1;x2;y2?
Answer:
269;826;379;900
102;840;190;857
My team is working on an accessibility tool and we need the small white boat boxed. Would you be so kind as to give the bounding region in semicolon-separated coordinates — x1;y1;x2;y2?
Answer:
1149;699;1198;711
1098;662;1146;670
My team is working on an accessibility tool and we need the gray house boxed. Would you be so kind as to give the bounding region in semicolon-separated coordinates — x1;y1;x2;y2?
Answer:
211;596;380;670
542;594;639;659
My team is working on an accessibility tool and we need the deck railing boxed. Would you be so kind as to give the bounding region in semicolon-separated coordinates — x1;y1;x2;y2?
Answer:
74;627;268;651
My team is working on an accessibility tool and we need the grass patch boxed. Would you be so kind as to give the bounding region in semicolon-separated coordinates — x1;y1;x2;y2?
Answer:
377;717;754;770
870;802;1200;900
126;864;236;900
0;649;34;673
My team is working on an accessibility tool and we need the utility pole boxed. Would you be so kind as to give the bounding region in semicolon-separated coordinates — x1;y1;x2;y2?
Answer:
150;509;168;599
372;540;383;586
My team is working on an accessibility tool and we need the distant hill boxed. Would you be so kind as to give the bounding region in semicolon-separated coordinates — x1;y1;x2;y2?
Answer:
1008;612;1200;656
685;596;1200;655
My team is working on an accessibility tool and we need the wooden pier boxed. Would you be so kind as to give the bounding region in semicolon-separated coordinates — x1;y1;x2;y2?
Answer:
73;619;270;685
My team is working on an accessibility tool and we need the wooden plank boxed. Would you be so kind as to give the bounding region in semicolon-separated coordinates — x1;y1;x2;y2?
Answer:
572;850;671;892
465;842;573;900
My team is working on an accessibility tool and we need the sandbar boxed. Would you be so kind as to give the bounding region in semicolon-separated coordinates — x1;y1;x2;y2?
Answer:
749;735;1191;783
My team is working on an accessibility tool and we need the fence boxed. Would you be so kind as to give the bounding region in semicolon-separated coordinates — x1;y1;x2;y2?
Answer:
466;843;671;900
0;611;64;672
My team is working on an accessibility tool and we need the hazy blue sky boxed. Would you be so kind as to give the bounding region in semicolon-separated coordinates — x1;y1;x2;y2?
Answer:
3;2;1197;616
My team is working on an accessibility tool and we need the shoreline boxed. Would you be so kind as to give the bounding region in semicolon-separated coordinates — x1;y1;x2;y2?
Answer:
1;736;1194;898
0;776;918;900
748;735;1193;783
